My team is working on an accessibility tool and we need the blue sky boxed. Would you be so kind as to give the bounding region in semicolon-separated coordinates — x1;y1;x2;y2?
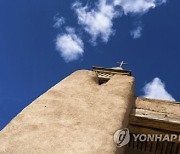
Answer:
0;0;180;130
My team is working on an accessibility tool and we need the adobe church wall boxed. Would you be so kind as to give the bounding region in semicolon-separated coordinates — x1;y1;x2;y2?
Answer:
0;70;135;154
134;97;180;116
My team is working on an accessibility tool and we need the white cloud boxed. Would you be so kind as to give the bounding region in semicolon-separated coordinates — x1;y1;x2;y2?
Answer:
73;0;119;43
130;25;142;39
55;28;84;62
53;17;65;28
72;0;167;43
114;0;155;14
142;77;175;101
114;0;167;14
54;0;167;62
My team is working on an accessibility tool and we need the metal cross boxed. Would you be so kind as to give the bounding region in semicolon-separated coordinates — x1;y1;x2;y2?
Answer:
117;61;127;70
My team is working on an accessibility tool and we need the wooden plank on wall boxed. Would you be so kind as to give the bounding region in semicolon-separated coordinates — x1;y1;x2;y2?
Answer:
129;108;180;133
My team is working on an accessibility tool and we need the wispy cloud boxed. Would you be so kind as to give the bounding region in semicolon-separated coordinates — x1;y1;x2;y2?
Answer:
130;25;142;39
114;0;166;14
55;27;84;62
142;77;175;101
53;16;65;28
73;1;119;43
54;0;167;61
72;0;167;44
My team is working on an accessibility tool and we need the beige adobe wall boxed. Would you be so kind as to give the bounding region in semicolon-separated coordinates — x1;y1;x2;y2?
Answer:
135;97;180;116
0;70;135;154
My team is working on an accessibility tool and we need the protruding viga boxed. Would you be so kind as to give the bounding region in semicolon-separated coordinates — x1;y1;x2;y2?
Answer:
0;70;135;154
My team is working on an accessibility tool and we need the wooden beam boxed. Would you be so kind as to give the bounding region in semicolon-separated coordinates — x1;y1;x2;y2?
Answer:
92;66;131;76
129;108;180;133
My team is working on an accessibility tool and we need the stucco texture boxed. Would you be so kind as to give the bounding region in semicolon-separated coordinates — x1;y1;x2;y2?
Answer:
0;70;135;154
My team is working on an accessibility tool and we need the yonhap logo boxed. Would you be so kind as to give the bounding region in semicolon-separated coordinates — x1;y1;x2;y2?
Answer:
114;128;180;148
113;128;130;147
